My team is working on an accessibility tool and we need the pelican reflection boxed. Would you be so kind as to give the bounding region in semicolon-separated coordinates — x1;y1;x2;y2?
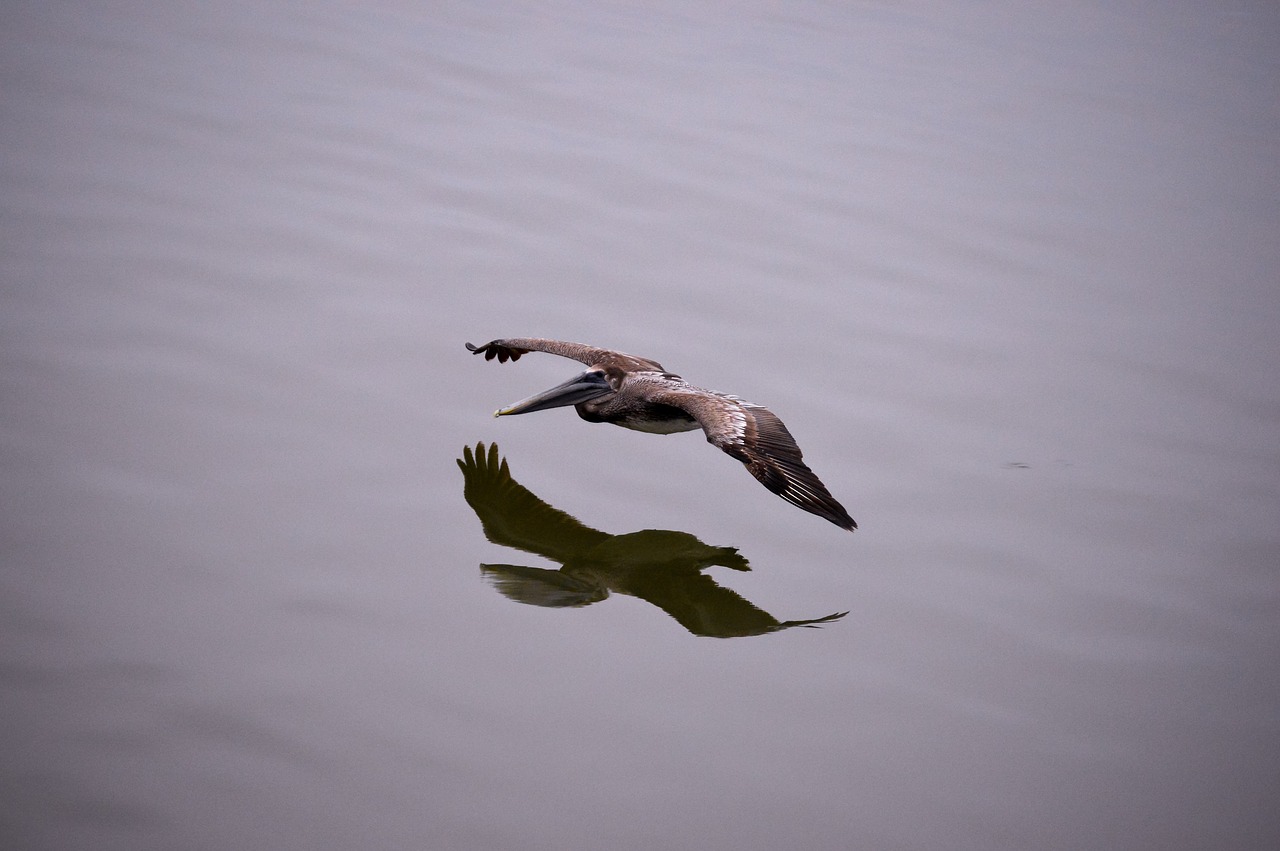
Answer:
458;442;846;637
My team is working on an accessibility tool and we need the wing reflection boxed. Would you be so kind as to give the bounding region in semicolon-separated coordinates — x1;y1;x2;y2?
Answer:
458;442;847;637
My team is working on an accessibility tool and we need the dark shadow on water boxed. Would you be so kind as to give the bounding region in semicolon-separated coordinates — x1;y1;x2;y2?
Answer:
458;442;847;638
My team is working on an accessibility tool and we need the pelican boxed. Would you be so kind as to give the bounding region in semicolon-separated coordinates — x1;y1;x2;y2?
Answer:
466;337;856;531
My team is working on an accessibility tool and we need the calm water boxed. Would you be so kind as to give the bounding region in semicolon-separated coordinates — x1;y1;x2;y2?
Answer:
3;2;1278;849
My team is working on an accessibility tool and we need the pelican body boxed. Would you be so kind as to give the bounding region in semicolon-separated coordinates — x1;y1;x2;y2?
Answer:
466;337;856;531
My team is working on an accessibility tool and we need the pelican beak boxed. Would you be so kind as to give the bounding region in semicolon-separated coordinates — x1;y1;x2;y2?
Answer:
494;370;613;417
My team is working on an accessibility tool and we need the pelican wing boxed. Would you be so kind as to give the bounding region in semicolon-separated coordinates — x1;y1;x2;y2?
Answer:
622;567;790;637
458;442;611;560
619;565;850;637
648;383;857;531
466;338;665;373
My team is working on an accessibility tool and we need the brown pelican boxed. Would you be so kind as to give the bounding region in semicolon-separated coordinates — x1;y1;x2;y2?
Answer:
466;337;856;531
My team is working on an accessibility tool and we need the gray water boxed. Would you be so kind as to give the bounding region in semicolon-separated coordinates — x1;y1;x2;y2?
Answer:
3;2;1278;849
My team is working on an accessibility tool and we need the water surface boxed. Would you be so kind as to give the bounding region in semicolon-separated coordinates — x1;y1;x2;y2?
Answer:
3;2;1278;849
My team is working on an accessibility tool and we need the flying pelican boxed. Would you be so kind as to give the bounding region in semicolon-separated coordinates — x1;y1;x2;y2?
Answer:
466;337;856;531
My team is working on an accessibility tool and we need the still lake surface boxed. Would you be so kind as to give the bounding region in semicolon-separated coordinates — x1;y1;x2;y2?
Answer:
3;2;1278;849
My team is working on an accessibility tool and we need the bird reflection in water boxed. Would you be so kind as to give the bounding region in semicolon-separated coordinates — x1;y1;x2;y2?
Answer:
458;442;847;637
